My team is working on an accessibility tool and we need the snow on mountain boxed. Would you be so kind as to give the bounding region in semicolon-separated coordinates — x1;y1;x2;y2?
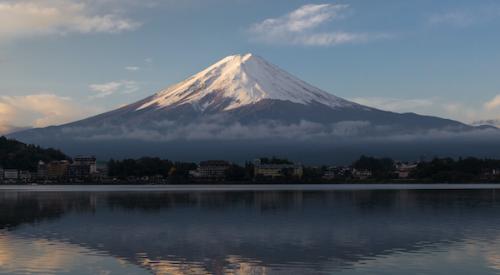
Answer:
137;53;359;112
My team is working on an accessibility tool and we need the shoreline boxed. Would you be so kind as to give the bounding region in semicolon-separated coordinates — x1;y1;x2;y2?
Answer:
2;183;500;192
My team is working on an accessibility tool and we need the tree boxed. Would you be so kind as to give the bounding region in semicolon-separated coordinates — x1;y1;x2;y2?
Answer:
225;164;247;181
353;155;395;179
0;136;69;171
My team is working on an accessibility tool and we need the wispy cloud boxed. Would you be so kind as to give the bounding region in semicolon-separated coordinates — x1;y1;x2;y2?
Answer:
60;119;500;143
352;95;500;126
89;80;139;98
428;6;500;27
248;4;387;46
428;11;477;27
125;66;140;71
0;93;98;133
0;0;140;42
485;95;500;110
351;97;435;113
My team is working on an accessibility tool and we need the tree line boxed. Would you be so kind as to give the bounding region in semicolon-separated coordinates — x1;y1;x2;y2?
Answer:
0;136;69;171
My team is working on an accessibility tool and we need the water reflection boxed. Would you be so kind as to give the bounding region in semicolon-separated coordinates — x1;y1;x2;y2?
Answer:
1;190;500;274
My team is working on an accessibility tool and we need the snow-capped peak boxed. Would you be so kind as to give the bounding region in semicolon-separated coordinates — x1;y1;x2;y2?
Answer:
137;53;356;112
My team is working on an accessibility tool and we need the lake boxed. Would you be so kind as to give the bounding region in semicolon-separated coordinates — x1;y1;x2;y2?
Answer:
2;185;500;274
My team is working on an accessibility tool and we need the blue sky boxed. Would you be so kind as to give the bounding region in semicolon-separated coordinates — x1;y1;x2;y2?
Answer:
1;0;500;133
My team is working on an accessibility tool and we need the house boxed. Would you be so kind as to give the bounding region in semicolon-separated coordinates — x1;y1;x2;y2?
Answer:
4;169;19;181
191;160;230;180
352;169;372;180
254;159;303;179
395;162;418;179
323;166;352;180
323;167;337;180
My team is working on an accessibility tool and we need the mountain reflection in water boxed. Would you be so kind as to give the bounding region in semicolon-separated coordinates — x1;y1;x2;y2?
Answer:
1;190;500;274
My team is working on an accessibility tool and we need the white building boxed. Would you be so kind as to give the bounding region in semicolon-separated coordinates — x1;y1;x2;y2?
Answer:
352;169;372;180
4;169;19;180
191;160;230;180
254;159;303;179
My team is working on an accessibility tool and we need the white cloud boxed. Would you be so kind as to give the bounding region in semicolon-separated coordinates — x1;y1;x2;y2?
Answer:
125;66;140;71
249;4;386;46
428;11;477;27
0;0;140;42
351;97;436;113
352;96;500;126
89;80;139;98
0;93;97;134
252;4;348;34
485;95;500;110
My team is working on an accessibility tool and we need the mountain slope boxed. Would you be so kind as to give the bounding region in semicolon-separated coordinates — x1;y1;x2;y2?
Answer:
10;53;496;162
56;53;466;130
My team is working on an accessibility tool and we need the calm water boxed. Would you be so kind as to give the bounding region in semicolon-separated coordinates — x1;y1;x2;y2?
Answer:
2;188;500;274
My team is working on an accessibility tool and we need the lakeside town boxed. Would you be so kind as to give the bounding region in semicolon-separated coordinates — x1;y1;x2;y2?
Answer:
2;136;500;185
2;155;500;185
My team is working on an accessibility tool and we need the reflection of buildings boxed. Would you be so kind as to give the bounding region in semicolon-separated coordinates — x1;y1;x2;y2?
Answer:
3;190;500;274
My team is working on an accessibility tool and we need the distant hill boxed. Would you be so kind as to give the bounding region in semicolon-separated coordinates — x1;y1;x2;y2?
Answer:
0;136;69;171
472;119;500;128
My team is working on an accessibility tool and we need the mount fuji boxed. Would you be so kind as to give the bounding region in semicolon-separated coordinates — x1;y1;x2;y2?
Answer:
10;54;499;163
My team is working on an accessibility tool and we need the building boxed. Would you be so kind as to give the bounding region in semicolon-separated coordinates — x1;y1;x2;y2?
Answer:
323;166;352;180
69;156;97;180
0;167;3;182
323;167;337;180
481;168;500;180
47;160;70;179
352;169;372;180
395;162;418;179
73;156;97;174
4;169;19;181
254;159;303;179
37;161;48;180
493;169;500;176
191;160;230;180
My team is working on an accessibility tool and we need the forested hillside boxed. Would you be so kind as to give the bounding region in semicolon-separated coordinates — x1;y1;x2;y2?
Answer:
0;136;69;171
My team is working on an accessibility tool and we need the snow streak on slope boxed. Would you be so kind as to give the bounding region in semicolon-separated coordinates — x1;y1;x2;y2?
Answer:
137;53;358;112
